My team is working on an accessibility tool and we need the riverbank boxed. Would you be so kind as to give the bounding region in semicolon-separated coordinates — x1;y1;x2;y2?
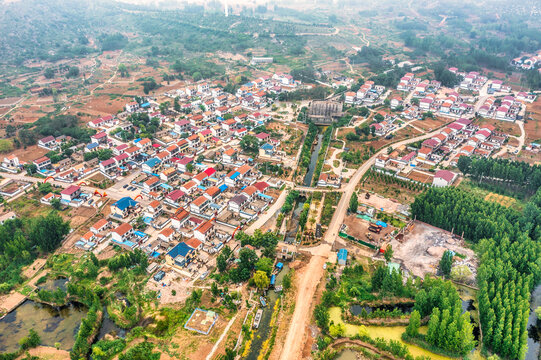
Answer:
15;346;70;360
0;291;26;318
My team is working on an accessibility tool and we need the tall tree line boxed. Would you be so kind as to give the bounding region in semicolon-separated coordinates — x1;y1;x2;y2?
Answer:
458;157;541;195
411;277;476;355
411;187;541;359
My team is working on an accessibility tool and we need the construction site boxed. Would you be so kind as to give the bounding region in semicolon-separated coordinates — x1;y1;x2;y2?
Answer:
388;221;477;282
339;192;478;284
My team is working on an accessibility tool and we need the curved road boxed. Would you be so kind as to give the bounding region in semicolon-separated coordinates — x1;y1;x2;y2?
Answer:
278;126;450;360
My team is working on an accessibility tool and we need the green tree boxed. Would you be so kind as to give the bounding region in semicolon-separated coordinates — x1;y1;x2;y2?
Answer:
217;254;227;272
19;328;41;350
119;342;160;360
253;270;270;291
384;245;393;263
329;323;345;338
44;68;55;79
66;66;80;78
255;257;273;276
118;64;129;77
314;303;330;331
29;211;70;252
349;192;358;213
38;182;52;194
50;198;62;210
426;307;440;344
406;310;421;337
439;250;453;277
239;135;259;154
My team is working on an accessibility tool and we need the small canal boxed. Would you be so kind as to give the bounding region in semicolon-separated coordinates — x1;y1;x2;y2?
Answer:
303;134;323;187
244;264;289;360
284;198;305;244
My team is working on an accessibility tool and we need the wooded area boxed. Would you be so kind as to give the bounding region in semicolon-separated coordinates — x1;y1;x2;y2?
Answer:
411;187;541;359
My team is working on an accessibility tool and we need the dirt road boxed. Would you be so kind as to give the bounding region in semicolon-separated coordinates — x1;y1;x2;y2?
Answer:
278;127;449;360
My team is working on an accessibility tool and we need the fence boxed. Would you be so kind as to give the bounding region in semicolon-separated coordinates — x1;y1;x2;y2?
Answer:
338;231;379;250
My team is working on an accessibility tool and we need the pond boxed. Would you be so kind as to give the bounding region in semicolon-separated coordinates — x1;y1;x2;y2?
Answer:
328;307;453;360
336;348;361;360
303;134;323;187
350;303;414;316
97;307;126;340
0;300;87;353
37;277;68;292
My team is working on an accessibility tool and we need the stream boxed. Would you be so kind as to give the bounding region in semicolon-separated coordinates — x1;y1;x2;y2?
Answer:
284;198;305;244
303;134;323;186
244;264;289;360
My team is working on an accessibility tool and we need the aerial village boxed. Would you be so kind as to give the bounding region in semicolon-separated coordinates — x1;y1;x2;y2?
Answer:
0;54;540;359
0;60;538;283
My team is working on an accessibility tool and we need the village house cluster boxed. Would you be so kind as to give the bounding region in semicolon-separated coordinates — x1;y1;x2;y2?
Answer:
511;50;541;70
374;118;510;187
344;80;387;106
3;73;306;278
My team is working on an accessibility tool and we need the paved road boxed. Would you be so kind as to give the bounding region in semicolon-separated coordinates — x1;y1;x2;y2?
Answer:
278;126;448;360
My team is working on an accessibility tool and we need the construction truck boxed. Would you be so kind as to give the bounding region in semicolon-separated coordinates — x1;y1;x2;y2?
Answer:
368;224;383;234
365;232;373;241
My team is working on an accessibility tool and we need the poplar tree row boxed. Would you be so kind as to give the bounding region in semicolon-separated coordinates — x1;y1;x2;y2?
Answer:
411;187;541;359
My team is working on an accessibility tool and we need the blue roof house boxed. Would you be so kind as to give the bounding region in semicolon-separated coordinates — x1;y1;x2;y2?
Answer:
142;157;162;173
111;197;139;218
166;242;195;268
337;248;348;266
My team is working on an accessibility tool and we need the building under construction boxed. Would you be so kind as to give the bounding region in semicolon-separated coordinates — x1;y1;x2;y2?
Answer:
307;101;343;125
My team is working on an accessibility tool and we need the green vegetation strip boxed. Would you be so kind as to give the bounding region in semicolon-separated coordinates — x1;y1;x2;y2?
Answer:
412;186;541;359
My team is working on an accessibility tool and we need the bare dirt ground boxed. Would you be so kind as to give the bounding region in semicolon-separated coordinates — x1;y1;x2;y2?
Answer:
0;291;26;314
8;145;49;163
70;95;128;117
360;193;401;213
343;213;393;244
0;97;21;106
389;221;477;281
21;258;47;279
411;116;450;132
16;346;70;360
145;269;195;305
68;205;100;228
361;178;421;204
525;99;541;144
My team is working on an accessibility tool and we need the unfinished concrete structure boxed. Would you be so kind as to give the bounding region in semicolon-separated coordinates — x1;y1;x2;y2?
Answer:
307;101;343;125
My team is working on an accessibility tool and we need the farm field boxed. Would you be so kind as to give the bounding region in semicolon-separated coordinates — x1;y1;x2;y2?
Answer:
484;192;516;207
411;116;451;132
525;98;541;144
